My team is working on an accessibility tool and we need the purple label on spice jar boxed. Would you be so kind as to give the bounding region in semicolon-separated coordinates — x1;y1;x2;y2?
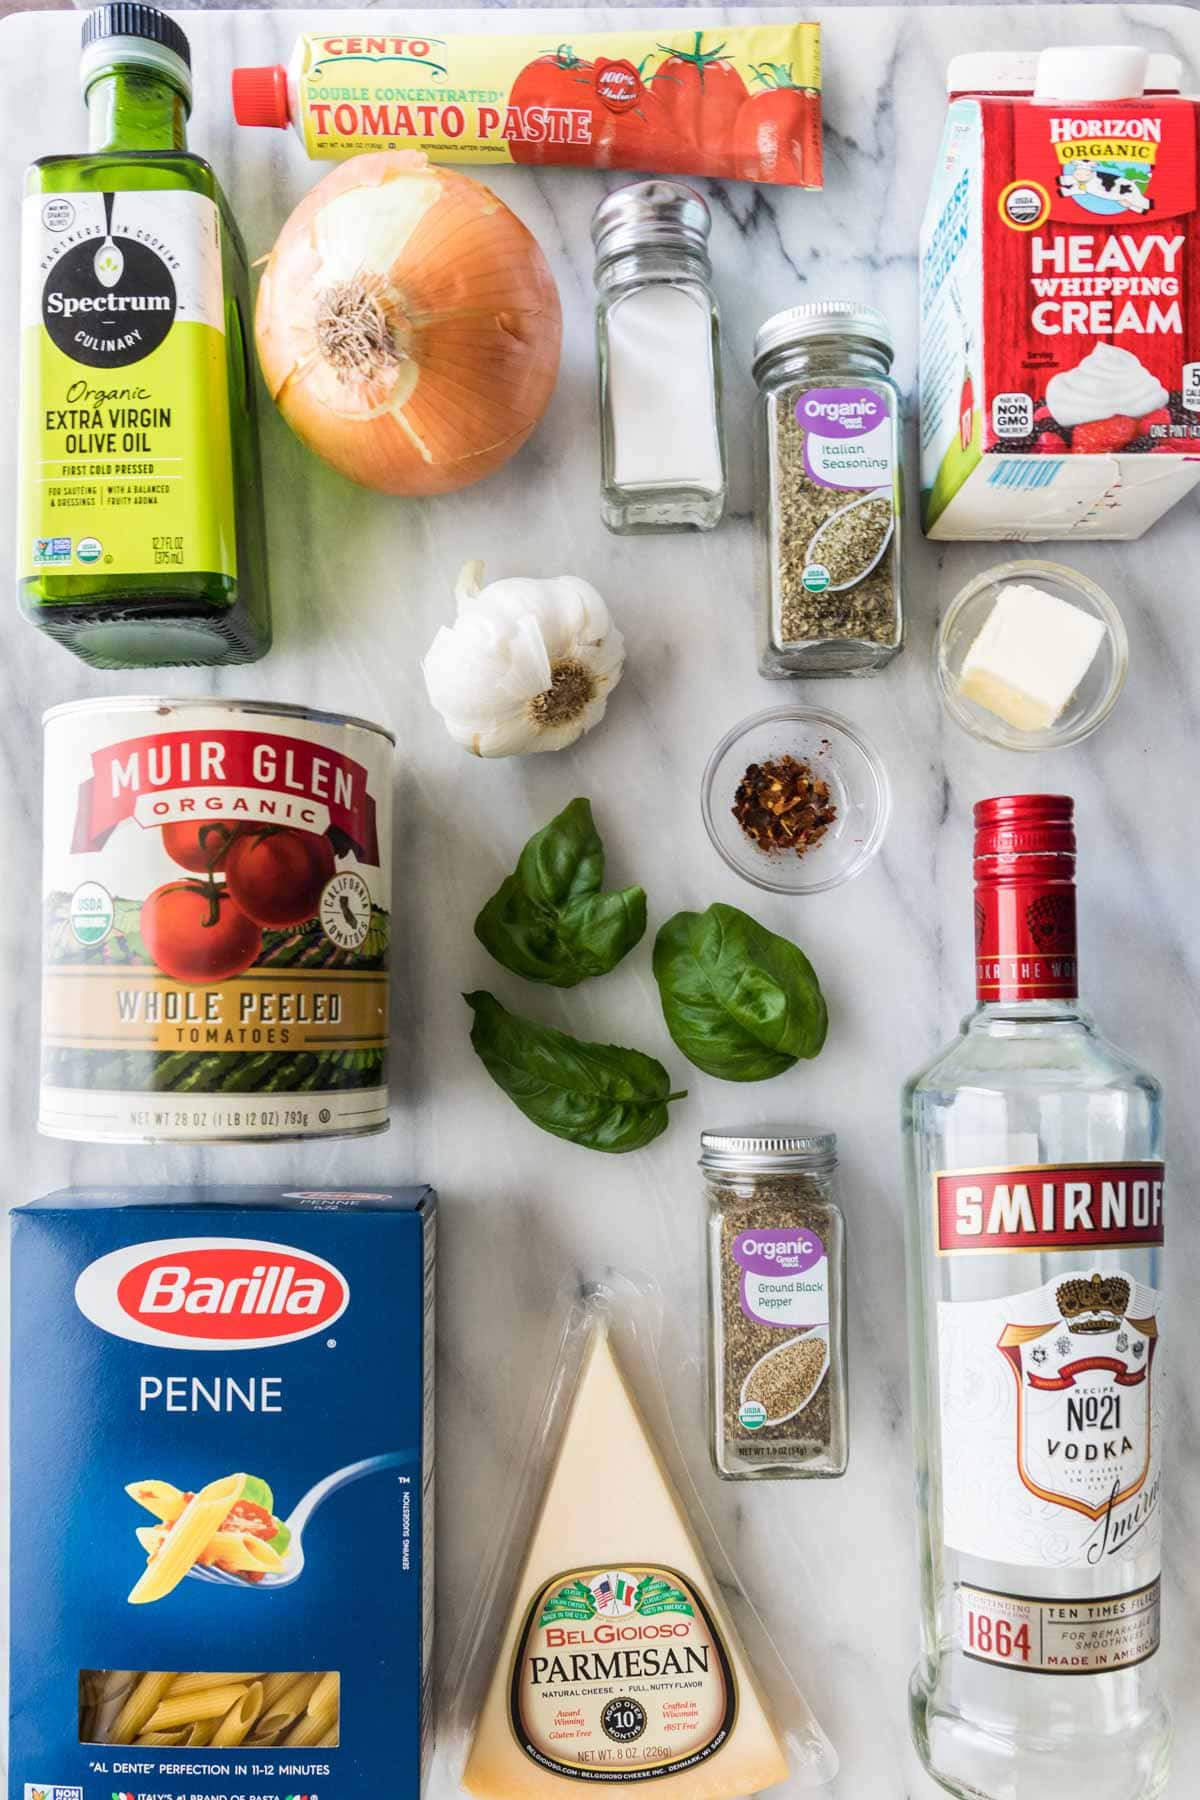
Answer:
732;1228;824;1277
732;1229;828;1330
795;387;886;438
796;385;895;492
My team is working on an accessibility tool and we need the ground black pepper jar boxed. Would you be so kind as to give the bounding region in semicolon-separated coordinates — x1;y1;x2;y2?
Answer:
753;303;903;677
703;1128;848;1480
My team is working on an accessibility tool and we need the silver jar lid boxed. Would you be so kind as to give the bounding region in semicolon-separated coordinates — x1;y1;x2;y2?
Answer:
753;302;893;376
591;180;712;263
700;1128;838;1174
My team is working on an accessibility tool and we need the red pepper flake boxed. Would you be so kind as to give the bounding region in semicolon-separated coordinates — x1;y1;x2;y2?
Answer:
732;756;837;858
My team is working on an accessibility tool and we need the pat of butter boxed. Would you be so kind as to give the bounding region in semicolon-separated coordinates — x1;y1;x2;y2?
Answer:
958;582;1106;732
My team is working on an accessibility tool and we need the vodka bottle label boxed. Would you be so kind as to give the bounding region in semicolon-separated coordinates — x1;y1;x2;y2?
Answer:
936;1190;1163;1674
938;1253;1162;1560
935;1162;1164;1254
957;1579;1161;1676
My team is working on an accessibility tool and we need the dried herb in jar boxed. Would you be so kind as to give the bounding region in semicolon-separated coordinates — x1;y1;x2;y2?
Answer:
811;495;893;586
732;756;836;858
741;1333;827;1419
775;397;899;648
704;1128;848;1480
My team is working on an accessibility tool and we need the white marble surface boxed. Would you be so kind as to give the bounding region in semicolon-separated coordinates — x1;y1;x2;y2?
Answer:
2;5;1199;1796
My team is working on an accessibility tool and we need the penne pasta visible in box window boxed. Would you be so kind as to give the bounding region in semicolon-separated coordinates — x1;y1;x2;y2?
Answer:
79;1671;339;1749
11;1186;435;1799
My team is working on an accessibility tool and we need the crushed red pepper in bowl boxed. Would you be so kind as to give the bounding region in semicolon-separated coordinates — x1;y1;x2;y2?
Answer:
701;705;890;896
732;756;837;858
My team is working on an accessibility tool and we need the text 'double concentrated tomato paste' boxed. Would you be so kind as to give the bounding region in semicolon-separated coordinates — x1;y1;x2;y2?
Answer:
40;698;394;1143
232;23;823;188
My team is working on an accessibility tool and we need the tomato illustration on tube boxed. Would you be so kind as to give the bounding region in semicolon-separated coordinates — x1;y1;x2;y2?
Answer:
733;64;821;185
646;32;747;176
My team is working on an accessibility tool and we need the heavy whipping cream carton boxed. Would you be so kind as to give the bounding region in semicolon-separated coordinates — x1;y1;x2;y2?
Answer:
921;45;1200;538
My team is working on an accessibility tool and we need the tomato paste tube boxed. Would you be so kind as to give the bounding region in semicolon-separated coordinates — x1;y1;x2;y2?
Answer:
40;697;393;1144
232;22;822;187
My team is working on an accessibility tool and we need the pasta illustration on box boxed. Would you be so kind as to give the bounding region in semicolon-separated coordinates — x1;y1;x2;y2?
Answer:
127;1473;291;1601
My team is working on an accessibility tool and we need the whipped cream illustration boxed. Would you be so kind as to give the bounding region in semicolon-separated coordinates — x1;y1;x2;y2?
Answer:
1046;343;1170;428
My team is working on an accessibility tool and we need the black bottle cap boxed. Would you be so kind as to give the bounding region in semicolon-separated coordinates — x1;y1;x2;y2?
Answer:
81;4;191;69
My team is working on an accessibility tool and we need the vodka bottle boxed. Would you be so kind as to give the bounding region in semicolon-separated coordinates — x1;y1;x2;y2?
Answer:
903;795;1169;1800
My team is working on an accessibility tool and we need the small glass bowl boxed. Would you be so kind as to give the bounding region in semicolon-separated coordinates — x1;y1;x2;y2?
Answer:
935;560;1127;752
701;705;891;895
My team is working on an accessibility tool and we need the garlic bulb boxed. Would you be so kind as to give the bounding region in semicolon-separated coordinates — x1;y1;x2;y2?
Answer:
423;562;625;757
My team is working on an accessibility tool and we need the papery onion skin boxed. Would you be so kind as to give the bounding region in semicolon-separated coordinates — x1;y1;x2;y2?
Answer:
255;151;563;495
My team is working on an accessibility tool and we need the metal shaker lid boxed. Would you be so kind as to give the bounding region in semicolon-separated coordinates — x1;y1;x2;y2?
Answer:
591;180;713;262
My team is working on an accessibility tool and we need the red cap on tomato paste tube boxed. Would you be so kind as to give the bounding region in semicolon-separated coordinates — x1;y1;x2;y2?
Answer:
232;64;290;129
973;796;1078;1004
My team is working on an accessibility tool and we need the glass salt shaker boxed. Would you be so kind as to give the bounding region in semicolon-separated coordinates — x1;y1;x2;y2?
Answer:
753;303;903;676
592;180;726;534
703;1128;848;1480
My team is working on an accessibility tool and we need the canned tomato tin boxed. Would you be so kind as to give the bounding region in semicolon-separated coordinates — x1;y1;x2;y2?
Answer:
40;697;394;1143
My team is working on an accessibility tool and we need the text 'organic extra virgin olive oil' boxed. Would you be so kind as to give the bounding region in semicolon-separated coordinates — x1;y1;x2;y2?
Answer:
17;4;270;668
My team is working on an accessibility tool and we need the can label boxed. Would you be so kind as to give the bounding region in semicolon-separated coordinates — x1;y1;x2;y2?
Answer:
40;704;392;1141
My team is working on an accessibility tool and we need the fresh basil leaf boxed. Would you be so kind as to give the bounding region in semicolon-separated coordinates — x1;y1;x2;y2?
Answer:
652;903;828;1081
475;798;646;987
465;990;684;1153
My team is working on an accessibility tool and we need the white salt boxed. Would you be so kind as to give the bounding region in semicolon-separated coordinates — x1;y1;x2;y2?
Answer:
606;283;723;491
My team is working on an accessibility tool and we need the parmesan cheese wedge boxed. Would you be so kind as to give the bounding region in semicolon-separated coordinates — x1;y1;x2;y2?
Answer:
462;1326;789;1799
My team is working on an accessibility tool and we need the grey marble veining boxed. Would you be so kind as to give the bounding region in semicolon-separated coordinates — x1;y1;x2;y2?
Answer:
1;7;1199;1797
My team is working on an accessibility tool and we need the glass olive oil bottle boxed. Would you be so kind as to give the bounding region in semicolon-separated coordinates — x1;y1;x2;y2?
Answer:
17;3;270;668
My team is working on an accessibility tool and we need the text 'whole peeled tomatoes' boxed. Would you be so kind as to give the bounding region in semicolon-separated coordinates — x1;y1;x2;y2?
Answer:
39;698;394;1144
232;23;823;187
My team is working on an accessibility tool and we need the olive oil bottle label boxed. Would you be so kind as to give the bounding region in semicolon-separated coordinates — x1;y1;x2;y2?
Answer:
509;1564;737;1780
18;190;237;583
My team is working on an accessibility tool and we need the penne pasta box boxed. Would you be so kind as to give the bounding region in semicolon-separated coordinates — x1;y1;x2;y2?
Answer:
9;1185;436;1799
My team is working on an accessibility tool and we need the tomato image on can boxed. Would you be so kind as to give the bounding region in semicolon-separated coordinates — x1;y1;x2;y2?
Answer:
161;819;240;874
141;879;264;983
40;698;394;1143
223;826;337;928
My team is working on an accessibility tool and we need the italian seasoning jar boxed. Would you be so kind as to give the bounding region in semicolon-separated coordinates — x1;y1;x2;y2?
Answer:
753;303;903;676
704;1128;848;1480
592;180;726;534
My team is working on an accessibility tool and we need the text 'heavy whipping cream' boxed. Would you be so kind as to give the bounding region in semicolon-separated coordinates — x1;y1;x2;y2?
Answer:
920;45;1200;540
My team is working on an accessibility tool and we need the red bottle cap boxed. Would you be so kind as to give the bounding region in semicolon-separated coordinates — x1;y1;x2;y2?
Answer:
232;64;290;129
973;796;1078;1002
974;794;1075;867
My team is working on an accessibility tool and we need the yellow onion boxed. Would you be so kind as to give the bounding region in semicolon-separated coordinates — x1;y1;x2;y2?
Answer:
255;151;562;495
